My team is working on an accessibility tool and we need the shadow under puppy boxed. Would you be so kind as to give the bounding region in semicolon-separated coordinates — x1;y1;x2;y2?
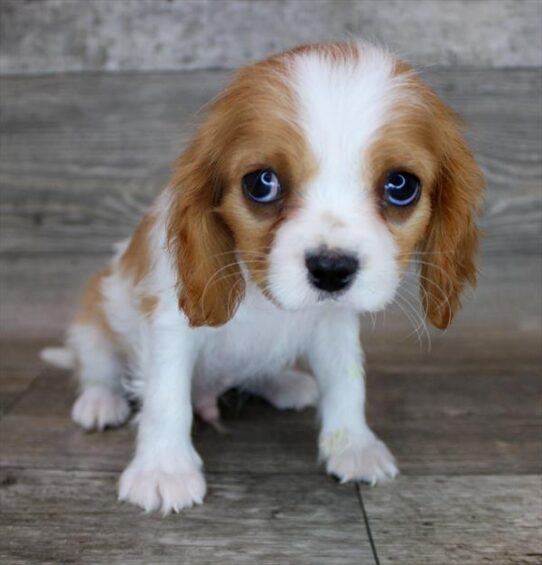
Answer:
42;41;484;514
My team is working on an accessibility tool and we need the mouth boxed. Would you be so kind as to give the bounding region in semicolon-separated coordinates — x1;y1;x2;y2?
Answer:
315;288;348;302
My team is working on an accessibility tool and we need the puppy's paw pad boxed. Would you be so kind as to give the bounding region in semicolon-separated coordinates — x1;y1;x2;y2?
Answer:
326;438;398;484
267;369;319;411
118;460;206;514
72;386;130;431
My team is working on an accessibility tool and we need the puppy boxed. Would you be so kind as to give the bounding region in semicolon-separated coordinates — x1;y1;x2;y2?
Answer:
42;41;484;514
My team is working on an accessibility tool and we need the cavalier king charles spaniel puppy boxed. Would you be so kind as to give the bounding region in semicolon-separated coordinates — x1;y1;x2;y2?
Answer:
42;41;484;514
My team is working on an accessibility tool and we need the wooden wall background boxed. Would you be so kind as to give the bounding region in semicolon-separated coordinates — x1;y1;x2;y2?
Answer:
1;0;541;73
0;0;541;360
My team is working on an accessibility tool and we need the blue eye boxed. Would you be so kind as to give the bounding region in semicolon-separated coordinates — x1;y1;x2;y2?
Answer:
384;171;421;207
243;169;282;203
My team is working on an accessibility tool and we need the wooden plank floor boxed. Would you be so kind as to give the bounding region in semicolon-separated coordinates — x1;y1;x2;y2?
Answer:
1;67;541;563
1;345;540;564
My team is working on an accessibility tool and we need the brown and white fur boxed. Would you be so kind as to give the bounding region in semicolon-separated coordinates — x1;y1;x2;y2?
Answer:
42;42;484;514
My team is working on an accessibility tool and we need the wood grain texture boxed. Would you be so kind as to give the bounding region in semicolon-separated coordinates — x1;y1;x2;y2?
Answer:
359;476;542;565
1;362;539;476
1;0;540;74
1;352;540;563
0;68;540;258
0;341;44;417
0;255;107;341
0;468;372;565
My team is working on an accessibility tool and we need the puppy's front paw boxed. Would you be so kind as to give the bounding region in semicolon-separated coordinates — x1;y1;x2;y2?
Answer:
118;457;206;514
72;386;130;431
323;433;398;485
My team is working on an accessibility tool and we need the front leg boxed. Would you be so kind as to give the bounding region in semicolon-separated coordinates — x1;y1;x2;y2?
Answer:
308;310;398;484
118;314;206;514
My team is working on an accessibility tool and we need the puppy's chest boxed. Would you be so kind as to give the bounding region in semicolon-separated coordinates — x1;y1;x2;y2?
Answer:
199;302;315;381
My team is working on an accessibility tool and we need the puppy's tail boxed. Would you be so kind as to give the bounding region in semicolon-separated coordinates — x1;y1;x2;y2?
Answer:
40;347;76;370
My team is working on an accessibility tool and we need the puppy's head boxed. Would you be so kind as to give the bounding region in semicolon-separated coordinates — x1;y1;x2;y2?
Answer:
168;42;484;329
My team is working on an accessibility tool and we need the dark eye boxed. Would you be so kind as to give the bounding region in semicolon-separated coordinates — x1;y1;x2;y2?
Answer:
383;171;421;207
242;169;282;204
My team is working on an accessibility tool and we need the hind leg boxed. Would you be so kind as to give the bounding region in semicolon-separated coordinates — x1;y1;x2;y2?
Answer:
69;323;130;431
246;368;319;411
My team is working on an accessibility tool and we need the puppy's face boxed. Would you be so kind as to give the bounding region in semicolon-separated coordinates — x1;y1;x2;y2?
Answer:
169;43;484;328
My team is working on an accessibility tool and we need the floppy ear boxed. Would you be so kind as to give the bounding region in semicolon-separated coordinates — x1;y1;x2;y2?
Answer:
420;117;484;329
167;134;245;327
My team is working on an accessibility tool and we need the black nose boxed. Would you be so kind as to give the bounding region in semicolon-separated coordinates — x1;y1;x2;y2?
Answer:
305;249;359;293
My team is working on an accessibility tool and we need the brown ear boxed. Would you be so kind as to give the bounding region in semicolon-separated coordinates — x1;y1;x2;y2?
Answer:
167;136;244;327
420;118;484;329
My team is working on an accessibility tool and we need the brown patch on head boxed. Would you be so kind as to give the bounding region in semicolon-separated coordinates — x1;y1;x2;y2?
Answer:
367;61;484;329
75;266;117;342
167;49;317;326
166;40;483;329
366;81;439;271
120;213;155;286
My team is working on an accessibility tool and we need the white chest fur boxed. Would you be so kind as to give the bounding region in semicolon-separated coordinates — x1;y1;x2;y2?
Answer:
195;282;320;388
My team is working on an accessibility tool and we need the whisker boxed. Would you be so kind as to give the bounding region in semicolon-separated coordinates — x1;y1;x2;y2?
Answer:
395;286;432;350
391;293;424;349
397;250;457;257
199;260;245;318
402;270;453;321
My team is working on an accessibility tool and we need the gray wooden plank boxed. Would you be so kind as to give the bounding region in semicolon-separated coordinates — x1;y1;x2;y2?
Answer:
0;369;36;418
0;70;228;257
365;370;542;477
0;341;44;417
0;255;106;342
0;467;373;565
1;362;539;475
0;68;540;258
1;0;540;74
359;475;542;565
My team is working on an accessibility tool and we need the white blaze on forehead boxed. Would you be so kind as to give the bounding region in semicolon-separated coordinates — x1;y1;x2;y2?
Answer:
267;46;406;312
291;45;403;210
